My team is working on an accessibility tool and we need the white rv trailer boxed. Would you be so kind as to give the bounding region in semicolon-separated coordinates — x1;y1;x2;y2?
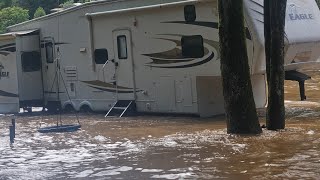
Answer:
0;0;320;117
0;30;43;113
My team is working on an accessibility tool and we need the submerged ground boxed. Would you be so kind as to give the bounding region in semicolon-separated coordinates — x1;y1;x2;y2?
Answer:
1;70;320;179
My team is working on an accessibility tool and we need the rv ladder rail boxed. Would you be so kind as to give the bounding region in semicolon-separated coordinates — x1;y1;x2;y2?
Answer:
119;101;133;117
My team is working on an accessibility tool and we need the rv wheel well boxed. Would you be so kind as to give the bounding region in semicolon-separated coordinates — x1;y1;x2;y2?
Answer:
64;104;75;112
79;104;93;113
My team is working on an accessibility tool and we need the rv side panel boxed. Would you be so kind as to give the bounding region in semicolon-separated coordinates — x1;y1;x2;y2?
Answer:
0;38;19;113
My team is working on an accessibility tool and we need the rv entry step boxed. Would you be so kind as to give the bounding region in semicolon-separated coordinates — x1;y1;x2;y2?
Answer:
105;100;136;118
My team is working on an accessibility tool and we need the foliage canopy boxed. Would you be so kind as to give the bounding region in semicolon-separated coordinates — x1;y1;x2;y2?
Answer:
0;0;93;33
0;6;29;33
34;6;46;18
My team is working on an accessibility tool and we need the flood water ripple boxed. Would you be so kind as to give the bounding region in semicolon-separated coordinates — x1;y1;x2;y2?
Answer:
1;71;320;179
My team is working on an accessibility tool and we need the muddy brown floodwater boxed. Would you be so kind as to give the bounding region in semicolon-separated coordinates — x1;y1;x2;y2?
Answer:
1;71;320;180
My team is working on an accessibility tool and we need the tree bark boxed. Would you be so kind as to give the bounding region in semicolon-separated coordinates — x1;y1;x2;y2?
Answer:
218;0;262;134
264;0;271;127
264;0;271;84
265;0;287;130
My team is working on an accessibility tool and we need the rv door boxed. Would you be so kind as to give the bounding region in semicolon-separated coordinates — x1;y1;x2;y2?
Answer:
0;39;19;113
42;37;58;102
113;29;136;100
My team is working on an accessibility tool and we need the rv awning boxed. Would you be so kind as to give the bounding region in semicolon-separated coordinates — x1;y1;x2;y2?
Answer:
0;29;39;41
86;0;202;18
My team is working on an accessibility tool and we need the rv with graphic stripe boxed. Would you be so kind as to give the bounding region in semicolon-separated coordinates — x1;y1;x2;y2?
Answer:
0;0;320;117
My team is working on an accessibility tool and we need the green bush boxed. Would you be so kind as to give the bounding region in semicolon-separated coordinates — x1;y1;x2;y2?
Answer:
34;6;46;18
0;6;29;33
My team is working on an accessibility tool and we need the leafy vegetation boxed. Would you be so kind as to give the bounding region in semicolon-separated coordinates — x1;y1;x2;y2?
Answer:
61;0;76;8
33;7;46;19
0;0;92;32
15;0;66;18
0;6;29;33
0;0;13;9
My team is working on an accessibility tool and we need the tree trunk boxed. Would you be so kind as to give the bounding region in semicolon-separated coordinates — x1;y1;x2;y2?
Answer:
218;0;262;134
264;0;271;127
265;0;287;130
264;0;271;84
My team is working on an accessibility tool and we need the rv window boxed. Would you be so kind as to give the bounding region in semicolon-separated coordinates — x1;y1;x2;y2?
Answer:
46;42;54;63
181;35;204;58
117;35;128;59
95;49;108;64
184;5;196;22
21;51;41;72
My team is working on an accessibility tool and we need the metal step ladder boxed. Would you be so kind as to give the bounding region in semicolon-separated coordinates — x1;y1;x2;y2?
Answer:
105;100;135;118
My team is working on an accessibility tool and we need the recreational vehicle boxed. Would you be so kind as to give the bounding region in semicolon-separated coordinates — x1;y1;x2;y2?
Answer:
0;0;320;117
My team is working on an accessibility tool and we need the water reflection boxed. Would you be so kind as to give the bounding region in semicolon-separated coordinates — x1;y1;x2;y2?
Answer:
1;71;320;179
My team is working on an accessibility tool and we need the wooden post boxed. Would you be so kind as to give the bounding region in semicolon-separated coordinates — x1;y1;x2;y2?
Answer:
9;125;14;144
12;118;15;138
